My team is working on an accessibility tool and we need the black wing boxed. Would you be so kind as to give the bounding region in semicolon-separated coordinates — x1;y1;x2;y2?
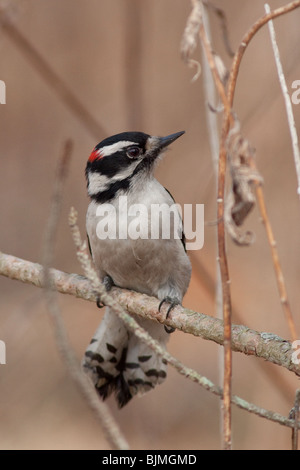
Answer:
163;186;187;252
87;232;92;256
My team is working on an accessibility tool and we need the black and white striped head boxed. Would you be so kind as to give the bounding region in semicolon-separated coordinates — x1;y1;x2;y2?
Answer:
85;131;185;203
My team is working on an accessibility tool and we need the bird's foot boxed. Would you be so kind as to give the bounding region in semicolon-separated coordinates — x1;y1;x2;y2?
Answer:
96;275;114;308
158;297;180;334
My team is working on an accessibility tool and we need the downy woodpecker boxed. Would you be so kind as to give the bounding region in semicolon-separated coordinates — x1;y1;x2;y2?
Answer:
83;131;191;407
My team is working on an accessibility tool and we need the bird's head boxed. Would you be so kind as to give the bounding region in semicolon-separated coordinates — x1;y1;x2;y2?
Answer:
85;131;185;203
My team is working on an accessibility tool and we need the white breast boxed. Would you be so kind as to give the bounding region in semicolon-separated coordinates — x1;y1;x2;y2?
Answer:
86;177;191;299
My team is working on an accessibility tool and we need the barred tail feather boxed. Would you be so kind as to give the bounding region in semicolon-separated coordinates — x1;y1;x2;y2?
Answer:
83;308;169;407
123;316;169;397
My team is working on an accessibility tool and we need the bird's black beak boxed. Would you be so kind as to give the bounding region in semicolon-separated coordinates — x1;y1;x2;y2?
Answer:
158;131;185;150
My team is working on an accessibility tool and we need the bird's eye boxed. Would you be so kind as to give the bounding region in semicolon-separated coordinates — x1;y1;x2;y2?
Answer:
127;146;141;159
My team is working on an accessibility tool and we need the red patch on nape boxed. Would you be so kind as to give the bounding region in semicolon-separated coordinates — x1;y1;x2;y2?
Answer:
88;148;103;162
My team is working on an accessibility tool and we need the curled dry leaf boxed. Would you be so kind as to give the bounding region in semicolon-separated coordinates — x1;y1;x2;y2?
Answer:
181;0;202;81
225;124;263;246
181;2;228;84
213;52;229;85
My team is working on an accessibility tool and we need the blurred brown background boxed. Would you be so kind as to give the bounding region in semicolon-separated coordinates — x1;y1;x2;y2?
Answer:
0;0;300;450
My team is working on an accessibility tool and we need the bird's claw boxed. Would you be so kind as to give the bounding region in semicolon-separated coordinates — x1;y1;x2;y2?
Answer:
158;297;180;334
96;297;105;309
96;275;114;309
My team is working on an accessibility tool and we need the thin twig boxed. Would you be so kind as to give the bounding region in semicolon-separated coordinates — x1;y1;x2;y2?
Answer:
70;209;300;431
1;249;300;432
252;175;298;342
194;1;232;449
2;251;299;376
200;0;225;448
182;0;234;447
200;1;220;170
190;253;296;406
68;206;225;390
203;1;234;57
183;0;300;448
225;2;299;342
42;141;129;451
224;2;299;342
264;3;300;198
291;389;300;450
227;0;300;109
198;22;230;117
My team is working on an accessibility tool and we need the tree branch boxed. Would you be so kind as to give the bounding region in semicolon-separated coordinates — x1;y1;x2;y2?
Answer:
0;250;298;378
291;389;300;449
264;2;300;200
227;0;300;109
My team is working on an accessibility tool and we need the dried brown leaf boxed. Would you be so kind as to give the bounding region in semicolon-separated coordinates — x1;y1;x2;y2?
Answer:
225;124;263;245
181;0;202;81
213;52;229;85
